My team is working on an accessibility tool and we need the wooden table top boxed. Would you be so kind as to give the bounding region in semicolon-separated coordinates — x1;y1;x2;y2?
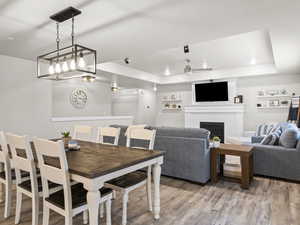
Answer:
30;140;164;179
213;143;253;155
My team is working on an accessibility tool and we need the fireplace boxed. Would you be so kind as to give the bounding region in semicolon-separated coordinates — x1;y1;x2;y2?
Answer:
200;122;225;143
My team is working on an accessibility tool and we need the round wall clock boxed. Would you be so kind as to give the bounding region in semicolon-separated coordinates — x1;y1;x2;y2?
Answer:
70;88;88;109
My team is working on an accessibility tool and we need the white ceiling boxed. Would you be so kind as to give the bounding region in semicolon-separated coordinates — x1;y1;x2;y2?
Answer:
1;0;300;84
124;29;275;76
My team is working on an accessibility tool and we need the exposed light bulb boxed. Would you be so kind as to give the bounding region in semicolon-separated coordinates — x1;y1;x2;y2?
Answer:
78;52;86;68
153;84;157;92
164;66;171;76
62;59;69;72
70;59;76;70
202;61;208;69
48;64;55;75
55;62;61;73
250;58;256;65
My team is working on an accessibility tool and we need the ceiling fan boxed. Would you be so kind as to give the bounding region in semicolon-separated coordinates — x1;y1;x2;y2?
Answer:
182;45;213;74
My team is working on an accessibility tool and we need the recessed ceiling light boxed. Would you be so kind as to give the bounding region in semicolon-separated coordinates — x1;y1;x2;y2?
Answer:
202;61;208;69
164;66;171;76
250;58;256;65
7;37;14;41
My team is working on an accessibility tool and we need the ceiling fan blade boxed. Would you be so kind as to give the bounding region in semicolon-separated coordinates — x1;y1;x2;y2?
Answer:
191;68;213;72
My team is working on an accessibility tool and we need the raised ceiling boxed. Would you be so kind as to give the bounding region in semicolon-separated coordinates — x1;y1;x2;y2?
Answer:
0;0;300;83
123;30;275;76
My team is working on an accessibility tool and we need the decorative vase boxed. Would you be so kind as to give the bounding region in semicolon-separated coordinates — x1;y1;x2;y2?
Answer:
213;141;220;148
62;137;71;149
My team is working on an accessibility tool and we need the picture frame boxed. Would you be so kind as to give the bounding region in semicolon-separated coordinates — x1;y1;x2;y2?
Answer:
269;99;280;107
257;90;265;96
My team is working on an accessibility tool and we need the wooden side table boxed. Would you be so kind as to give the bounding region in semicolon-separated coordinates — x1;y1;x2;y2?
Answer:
211;144;254;189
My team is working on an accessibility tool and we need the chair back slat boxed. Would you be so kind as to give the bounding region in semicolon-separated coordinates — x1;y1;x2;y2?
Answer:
34;138;72;213
126;128;156;150
6;133;38;194
0;131;11;180
73;125;93;141
97;127;120;145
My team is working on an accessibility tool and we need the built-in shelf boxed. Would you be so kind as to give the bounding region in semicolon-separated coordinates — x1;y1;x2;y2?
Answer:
256;95;291;98
161;99;182;102
162;108;182;111
257;106;289;109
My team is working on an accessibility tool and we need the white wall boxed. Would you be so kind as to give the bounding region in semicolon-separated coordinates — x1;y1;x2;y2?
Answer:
112;89;157;125
0;54;132;138
237;74;300;130
155;74;300;130
0;54;55;138
52;79;111;117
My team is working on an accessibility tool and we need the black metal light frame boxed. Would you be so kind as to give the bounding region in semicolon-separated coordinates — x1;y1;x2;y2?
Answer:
37;7;97;80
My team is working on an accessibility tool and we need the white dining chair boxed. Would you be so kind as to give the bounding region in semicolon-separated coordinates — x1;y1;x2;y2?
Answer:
34;138;113;225
73;125;93;141
96;127;121;145
106;128;156;225
0;131;13;218
6;133;61;225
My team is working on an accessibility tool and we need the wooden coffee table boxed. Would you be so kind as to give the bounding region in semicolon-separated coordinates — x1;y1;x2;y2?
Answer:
211;144;254;189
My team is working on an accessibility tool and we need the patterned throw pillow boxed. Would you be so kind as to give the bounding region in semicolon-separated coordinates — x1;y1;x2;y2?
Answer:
260;134;273;145
256;124;264;136
260;129;282;146
256;124;269;136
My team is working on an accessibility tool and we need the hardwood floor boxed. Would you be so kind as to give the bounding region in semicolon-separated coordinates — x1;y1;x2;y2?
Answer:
0;176;299;225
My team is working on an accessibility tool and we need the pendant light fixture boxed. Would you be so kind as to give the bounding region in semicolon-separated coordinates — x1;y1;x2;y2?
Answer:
37;7;97;80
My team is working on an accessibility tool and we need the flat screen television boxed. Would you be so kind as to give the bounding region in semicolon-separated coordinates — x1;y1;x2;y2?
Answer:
194;81;229;102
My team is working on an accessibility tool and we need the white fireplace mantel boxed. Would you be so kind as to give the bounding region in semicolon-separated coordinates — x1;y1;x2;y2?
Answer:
184;104;245;143
184;104;245;113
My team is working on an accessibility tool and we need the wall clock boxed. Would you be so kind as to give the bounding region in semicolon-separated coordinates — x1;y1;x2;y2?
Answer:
70;88;88;109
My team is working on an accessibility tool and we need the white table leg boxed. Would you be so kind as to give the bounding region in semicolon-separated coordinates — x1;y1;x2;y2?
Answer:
153;163;161;220
86;184;101;225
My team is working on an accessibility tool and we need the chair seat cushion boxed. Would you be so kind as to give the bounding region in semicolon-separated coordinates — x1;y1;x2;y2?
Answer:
107;171;147;188
18;177;60;193
45;183;112;210
0;169;29;180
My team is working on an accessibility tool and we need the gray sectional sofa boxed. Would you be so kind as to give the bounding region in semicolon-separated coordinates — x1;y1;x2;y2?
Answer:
111;125;211;184
251;123;300;181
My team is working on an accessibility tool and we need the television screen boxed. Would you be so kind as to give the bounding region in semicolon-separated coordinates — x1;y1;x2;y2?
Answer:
194;81;228;102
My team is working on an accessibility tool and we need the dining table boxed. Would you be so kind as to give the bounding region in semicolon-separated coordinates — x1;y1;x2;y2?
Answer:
1;139;165;225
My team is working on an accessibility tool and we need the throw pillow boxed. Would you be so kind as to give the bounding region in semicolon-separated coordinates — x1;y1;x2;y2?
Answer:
266;123;276;135
260;134;273;145
270;130;282;145
256;124;264;136
279;128;298;148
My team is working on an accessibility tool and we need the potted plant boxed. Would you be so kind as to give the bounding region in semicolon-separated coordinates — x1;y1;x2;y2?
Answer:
212;136;221;148
61;131;71;149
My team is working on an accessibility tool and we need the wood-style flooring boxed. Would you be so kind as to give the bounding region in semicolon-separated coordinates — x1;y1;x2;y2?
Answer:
0;176;299;225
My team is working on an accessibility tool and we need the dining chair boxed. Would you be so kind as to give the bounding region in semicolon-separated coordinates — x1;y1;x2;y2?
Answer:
6;133;60;225
96;127;121;145
73;125;93;141
34;138;113;225
106;128;156;225
0;131;13;218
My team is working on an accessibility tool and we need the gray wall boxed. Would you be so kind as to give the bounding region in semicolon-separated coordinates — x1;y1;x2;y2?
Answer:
52;79;111;117
155;74;300;131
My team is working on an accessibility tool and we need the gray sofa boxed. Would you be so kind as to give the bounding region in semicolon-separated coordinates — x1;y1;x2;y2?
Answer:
252;143;300;181
110;125;211;184
251;123;300;181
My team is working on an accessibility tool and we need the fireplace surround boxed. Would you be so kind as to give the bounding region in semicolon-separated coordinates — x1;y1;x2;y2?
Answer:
184;104;244;143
